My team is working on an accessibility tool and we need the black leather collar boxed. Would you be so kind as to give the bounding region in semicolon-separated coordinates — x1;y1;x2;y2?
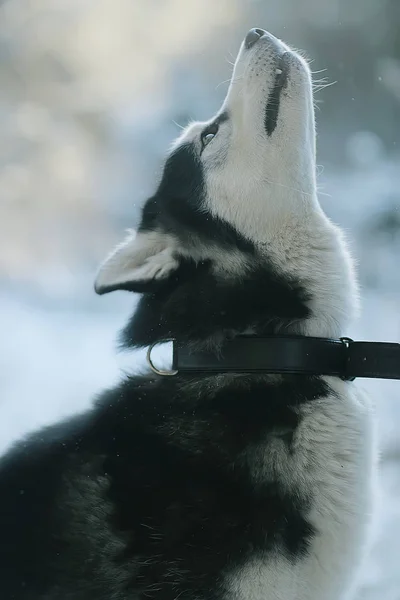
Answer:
147;336;400;380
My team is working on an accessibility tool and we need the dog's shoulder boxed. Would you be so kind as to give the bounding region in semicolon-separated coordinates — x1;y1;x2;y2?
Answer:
0;371;374;600
0;376;159;598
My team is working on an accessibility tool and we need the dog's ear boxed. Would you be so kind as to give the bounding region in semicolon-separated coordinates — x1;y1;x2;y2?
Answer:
94;229;180;295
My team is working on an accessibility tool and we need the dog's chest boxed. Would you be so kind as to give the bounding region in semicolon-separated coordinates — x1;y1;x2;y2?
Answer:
219;384;373;600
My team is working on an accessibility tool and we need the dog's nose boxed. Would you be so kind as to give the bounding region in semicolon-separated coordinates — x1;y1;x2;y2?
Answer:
245;28;266;49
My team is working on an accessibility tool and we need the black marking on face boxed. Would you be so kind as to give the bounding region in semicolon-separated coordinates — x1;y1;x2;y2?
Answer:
215;110;229;126
210;110;229;128
264;60;288;136
142;141;252;253
201;111;229;134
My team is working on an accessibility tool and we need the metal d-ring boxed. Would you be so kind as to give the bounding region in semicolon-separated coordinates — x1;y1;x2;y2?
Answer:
146;338;178;376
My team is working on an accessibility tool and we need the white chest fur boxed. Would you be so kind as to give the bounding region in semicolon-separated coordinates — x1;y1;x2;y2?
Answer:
225;377;376;600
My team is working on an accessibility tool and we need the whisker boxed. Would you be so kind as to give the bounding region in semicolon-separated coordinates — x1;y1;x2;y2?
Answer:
172;119;185;130
317;190;332;198
264;178;314;197
311;68;328;75
216;75;243;91
225;57;236;68
313;78;331;85
216;79;239;90
313;80;337;92
265;174;333;199
216;79;230;90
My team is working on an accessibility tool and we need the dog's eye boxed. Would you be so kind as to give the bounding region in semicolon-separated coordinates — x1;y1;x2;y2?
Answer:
202;133;215;147
201;123;219;149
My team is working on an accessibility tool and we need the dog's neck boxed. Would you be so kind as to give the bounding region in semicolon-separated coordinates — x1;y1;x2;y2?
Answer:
121;204;357;353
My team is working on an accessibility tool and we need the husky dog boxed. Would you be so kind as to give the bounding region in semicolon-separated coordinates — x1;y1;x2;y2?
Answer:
0;28;374;600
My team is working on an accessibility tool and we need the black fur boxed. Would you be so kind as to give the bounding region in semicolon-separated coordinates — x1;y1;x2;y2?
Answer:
264;64;287;136
122;258;310;348
145;143;254;252
0;374;328;600
0;109;327;599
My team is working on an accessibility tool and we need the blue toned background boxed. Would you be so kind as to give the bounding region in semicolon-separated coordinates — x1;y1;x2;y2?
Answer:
0;1;399;596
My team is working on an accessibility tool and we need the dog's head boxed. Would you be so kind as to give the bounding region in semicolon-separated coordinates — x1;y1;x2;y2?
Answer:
95;29;356;348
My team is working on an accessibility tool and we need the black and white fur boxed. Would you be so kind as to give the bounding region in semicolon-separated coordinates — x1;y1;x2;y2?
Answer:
0;29;375;600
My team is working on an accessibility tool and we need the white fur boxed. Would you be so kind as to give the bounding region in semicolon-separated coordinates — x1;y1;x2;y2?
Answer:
94;230;179;293
171;32;358;339
228;377;376;600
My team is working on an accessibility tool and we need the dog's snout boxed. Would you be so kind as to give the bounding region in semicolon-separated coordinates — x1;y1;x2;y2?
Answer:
244;28;266;49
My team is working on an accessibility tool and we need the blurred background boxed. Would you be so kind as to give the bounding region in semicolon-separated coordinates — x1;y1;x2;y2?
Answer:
0;1;399;597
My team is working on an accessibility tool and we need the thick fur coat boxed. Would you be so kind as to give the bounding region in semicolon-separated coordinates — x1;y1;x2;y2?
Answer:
0;29;375;600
